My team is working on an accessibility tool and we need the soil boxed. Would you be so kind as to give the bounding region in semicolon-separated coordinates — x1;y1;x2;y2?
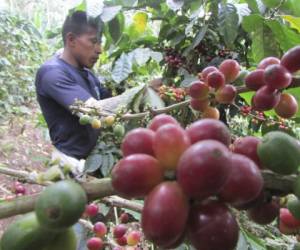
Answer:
0;109;52;236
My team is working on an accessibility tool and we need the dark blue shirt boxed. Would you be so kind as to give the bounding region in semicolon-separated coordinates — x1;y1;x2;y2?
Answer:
35;56;110;159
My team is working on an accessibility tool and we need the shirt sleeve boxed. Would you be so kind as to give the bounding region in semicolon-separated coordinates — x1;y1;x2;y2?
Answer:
39;67;92;110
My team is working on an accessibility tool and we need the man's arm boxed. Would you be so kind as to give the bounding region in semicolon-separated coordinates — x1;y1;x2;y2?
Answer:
38;67;92;110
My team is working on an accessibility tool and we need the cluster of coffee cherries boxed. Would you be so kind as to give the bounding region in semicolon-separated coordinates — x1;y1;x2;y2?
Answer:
245;46;300;119
0;181;27;202
158;85;186;103
163;47;185;68
188;59;240;119
84;203;142;250
110;114;276;250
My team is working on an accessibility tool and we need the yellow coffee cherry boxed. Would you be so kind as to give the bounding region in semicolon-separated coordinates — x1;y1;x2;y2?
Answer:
91;118;102;129
104;115;115;126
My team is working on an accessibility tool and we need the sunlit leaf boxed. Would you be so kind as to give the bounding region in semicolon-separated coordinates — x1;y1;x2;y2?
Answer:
132;11;148;33
100;5;122;22
166;0;184;11
281;15;300;33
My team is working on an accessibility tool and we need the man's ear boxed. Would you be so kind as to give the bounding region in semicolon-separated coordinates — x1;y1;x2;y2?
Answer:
65;32;76;47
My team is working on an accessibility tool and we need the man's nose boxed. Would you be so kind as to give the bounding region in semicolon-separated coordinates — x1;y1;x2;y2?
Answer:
95;43;101;54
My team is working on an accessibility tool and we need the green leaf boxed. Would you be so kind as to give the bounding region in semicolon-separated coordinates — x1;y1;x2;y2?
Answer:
266;19;300;52
111;53;133;83
100;6;122;22
218;3;239;48
69;0;87;14
183;25;208;57
240;228;266;250
108;13;124;44
282;0;300;17
242;15;281;63
246;0;266;13
84;154;103;173
242;14;263;32
100;154;109;176
170;34;186;47
282;15;300;33
100;153;115;177
286;87;300;118
239;91;255;105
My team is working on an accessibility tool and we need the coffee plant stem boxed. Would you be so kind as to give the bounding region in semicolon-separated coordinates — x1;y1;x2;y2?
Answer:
0;166;50;186
0;178;115;219
0;171;296;219
71;78;300;121
102;196;143;212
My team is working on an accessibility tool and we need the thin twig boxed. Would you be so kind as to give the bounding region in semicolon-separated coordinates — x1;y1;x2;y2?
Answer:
102;196;143;213
0;166;51;186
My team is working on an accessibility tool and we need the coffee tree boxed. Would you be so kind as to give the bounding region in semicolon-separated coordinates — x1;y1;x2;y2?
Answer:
2;0;300;249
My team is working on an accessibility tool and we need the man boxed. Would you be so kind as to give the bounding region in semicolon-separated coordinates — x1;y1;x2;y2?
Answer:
35;11;110;173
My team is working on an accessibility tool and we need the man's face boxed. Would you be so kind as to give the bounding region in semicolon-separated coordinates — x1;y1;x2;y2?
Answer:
72;27;101;69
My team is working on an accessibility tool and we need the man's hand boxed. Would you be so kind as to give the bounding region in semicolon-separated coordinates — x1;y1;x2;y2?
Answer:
148;78;163;92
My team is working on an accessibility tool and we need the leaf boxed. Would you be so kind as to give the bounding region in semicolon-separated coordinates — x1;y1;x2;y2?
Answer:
183;25;208;57
150;51;163;63
218;3;239;48
234;3;251;24
245;0;266;14
132;12;148;33
108;13;124;44
242;15;281;63
239;91;255;105
129;84;147;113
240;228;267;250
86;0;104;17
100;153;115;177
166;0;184;11
100;6;122;22
180;75;199;88
84;154;102;173
170;34;186;47
266;19;300;52
282;0;300;17
121;0;137;6
97;84;146;112
144;87;165;109
130;48;151;66
281;15;300;33
69;0;87;14
100;154;109;176
112;53;133;84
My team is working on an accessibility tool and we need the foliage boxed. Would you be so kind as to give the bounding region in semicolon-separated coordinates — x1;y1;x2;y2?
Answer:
86;0;300;90
0;11;50;121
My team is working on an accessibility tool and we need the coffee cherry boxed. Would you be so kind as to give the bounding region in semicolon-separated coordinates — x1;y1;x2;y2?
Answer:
85;203;99;217
127;230;142;246
93;222;107;238
119;212;129;223
87;237;103;250
113;224;128;238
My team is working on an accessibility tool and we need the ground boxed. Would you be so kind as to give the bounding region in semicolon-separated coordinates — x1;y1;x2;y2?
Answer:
0;108;52;235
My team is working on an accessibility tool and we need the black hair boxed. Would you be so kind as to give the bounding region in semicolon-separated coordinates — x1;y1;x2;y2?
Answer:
62;11;103;45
